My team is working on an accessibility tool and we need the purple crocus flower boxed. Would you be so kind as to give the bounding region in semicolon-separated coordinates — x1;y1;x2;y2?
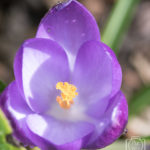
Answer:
0;0;128;150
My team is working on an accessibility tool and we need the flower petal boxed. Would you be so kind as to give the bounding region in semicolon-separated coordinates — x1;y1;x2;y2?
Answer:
36;0;100;70
84;91;128;149
0;81;34;146
80;42;122;119
14;38;70;113
72;41;121;111
101;43;122;98
1;82;80;150
55;140;82;150
26;114;94;146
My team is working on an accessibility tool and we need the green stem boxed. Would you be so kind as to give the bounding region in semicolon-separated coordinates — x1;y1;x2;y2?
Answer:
101;0;140;54
0;110;12;135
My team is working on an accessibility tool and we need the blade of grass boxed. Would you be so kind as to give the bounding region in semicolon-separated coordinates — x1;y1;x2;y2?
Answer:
141;136;150;142
0;81;5;93
101;0;140;54
129;86;150;116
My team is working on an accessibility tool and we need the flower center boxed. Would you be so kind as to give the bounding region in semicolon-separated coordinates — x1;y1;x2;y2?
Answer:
56;82;78;109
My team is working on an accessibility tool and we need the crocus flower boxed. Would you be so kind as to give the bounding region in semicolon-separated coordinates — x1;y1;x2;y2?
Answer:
0;0;128;150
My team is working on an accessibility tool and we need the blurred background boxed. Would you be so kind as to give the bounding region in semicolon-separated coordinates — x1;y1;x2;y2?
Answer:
0;0;150;149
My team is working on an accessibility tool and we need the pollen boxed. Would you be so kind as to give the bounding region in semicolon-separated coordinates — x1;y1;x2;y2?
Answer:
56;82;78;109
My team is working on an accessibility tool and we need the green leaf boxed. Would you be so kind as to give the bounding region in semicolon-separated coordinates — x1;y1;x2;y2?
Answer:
0;110;26;150
101;0;140;54
0;135;26;150
129;86;150;116
0;110;12;135
0;81;6;93
0;81;11;134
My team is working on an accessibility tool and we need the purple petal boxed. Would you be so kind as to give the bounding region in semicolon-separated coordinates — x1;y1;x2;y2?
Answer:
72;41;122;118
36;0;100;70
0;82;91;150
55;140;82;150
101;43;122;98
0;81;76;150
84;91;128;149
26;114;94;146
14;38;70;113
0;81;34;146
